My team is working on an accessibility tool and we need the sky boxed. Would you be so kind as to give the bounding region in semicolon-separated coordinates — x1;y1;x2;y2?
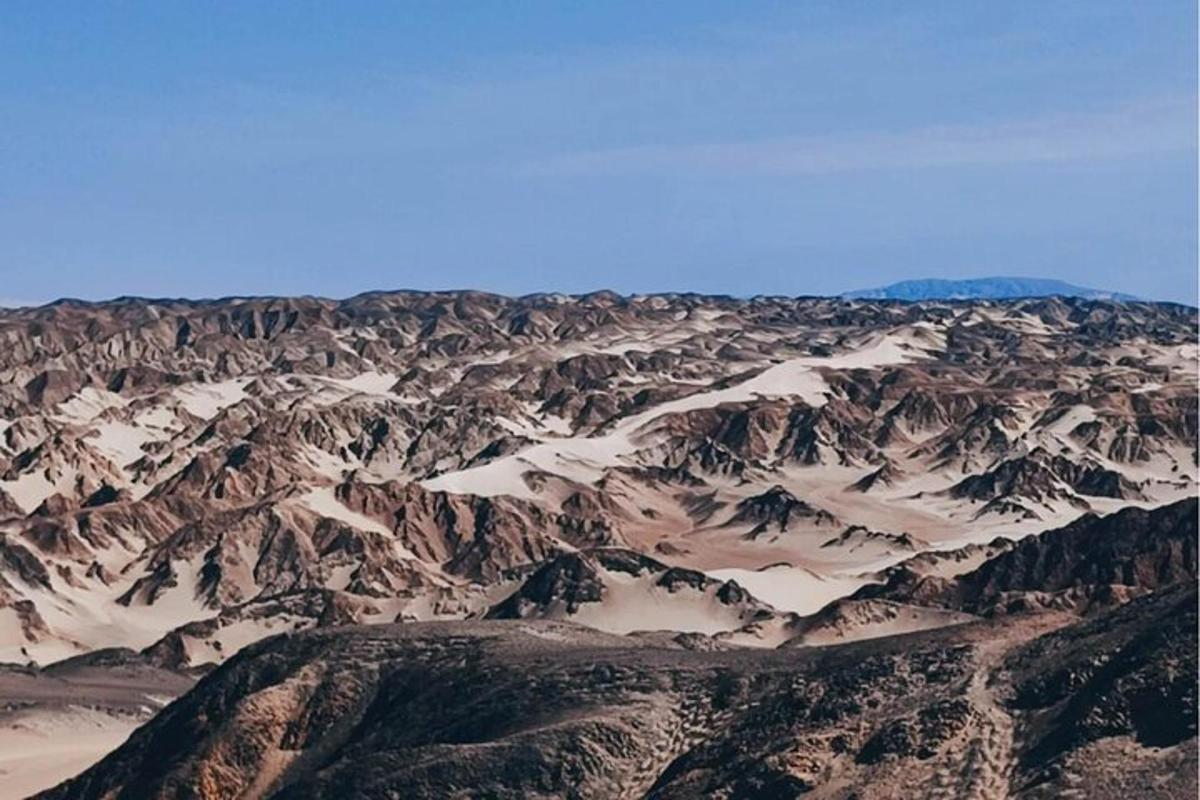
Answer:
1;2;1196;304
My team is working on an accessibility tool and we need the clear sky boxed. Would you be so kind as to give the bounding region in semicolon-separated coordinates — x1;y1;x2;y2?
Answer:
2;2;1196;304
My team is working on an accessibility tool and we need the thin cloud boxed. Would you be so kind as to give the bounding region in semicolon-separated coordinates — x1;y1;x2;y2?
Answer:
521;98;1195;177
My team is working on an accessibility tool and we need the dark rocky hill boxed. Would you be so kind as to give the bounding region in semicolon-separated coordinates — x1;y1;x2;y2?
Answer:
859;498;1198;614
38;587;1195;799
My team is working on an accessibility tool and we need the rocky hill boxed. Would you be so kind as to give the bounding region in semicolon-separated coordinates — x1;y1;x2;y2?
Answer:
38;586;1196;800
858;497;1197;615
843;277;1139;301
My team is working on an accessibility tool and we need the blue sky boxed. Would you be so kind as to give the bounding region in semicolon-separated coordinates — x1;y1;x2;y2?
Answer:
1;2;1196;304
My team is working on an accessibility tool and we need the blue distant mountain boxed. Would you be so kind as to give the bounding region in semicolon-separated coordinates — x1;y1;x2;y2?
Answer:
842;277;1138;302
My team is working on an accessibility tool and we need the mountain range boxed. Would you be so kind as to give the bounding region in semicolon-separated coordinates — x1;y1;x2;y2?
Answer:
0;290;1193;798
843;277;1141;302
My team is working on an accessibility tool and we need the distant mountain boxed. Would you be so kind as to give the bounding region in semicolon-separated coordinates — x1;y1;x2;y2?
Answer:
843;277;1138;301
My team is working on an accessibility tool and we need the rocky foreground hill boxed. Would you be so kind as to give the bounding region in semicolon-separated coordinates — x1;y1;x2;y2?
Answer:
40;558;1198;799
0;291;1195;797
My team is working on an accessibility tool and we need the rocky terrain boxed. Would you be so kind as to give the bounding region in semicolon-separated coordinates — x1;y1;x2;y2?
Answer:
39;583;1197;799
0;291;1194;797
0;292;1194;664
857;499;1197;615
35;492;1200;798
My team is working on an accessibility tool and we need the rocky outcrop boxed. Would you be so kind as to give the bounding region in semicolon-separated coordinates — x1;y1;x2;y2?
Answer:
727;485;840;536
859;499;1197;615
486;548;779;635
820;525;928;553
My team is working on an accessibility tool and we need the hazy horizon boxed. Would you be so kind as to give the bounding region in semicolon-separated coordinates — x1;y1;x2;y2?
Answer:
5;276;1196;311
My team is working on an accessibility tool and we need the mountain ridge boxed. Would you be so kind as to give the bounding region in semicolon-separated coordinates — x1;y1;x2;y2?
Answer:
0;290;1194;797
843;277;1140;302
4;280;1177;312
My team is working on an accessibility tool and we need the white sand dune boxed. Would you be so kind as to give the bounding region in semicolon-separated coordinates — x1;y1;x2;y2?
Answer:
0;708;139;800
423;331;933;499
707;565;874;616
54;388;127;424
172;378;250;420
0;471;61;515
294;486;417;559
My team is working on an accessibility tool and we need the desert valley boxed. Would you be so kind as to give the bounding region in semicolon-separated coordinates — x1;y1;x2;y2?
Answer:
0;291;1194;798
